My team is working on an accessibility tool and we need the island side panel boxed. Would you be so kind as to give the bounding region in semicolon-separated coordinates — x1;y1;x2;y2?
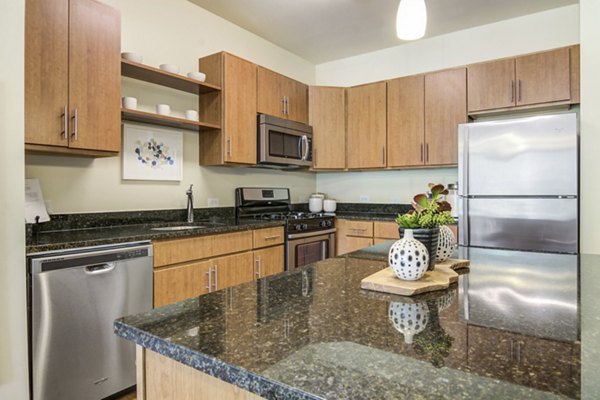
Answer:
140;348;264;400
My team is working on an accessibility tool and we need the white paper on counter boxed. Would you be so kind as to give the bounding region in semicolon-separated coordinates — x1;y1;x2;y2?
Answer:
25;178;50;223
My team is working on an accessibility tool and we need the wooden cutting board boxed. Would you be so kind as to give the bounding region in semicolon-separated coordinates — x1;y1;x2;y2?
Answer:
360;259;470;296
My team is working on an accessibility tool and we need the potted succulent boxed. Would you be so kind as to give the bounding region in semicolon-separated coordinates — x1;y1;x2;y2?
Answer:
395;183;455;270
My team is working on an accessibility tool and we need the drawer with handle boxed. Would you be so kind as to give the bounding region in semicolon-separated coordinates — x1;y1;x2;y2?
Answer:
253;226;285;248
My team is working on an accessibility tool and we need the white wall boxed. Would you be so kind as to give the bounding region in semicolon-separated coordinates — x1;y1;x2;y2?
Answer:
0;0;28;399
25;0;317;214
315;5;579;204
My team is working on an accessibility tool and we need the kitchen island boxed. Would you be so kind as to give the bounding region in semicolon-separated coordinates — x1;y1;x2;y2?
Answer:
115;242;597;399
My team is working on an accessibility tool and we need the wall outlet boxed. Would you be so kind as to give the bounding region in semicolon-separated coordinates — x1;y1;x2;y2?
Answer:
207;198;220;207
390;197;401;204
359;195;370;203
299;195;308;203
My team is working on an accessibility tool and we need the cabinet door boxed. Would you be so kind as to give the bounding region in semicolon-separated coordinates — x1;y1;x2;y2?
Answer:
287;79;308;124
309;86;346;169
346;82;387;169
254;245;285;279
516;47;571;106
374;221;399;240
154;260;211;307
68;0;121;152
387;75;425;167
467;58;515;112
425;68;467;166
213;252;254;291
223;53;257;164
25;0;69;147
257;67;285;119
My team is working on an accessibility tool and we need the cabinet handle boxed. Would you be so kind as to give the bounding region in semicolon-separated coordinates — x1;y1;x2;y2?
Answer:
213;265;218;291
61;105;67;140
510;80;514;103
227;137;233;159
206;269;212;292
255;256;262;279
72;108;78;141
313;148;317;167
264;235;280;240
281;97;286;115
382;146;386;166
517;79;522;102
426;143;429;163
420;143;423;162
285;96;289;115
350;228;367;232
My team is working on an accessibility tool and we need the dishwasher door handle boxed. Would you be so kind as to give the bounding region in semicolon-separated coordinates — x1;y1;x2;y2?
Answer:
84;263;116;275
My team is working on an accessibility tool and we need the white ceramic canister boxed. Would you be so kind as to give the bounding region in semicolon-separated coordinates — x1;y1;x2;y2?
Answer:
309;197;323;213
323;199;337;213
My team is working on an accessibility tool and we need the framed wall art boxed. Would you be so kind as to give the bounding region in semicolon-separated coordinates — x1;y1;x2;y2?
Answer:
122;124;183;181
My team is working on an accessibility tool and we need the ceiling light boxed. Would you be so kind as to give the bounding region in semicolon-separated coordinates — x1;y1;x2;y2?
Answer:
396;0;427;41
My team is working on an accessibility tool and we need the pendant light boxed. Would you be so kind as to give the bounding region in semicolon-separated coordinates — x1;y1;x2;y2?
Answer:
396;0;427;41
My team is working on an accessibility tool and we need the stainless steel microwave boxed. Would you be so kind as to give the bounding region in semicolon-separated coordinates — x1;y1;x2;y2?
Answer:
257;113;313;168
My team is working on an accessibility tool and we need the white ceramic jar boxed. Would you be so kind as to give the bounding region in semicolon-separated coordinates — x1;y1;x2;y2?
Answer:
309;197;323;213
323;199;337;213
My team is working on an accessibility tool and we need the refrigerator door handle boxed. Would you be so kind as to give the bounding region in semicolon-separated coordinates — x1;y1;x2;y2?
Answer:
458;124;469;197
458;196;469;246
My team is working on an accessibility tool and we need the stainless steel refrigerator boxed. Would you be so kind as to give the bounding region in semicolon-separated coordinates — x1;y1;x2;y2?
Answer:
458;112;578;254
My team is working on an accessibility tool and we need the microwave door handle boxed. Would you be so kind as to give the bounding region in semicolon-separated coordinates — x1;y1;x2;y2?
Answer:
301;135;308;161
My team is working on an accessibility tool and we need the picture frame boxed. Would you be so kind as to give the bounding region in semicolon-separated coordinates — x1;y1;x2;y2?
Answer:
122;124;183;181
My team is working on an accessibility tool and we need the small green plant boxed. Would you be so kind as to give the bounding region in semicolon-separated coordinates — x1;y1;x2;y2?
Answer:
395;183;455;229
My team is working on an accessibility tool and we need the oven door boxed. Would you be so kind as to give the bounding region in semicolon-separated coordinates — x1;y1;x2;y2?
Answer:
259;121;312;167
287;229;336;270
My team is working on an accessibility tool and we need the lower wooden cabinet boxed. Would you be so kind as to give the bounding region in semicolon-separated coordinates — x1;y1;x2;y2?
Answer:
153;227;285;307
254;245;284;279
336;219;399;255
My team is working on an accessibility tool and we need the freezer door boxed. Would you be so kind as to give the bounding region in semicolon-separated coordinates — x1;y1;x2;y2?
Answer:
458;113;578;196
462;198;578;253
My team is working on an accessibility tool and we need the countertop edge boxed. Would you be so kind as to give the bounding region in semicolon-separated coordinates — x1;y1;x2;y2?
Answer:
113;321;322;400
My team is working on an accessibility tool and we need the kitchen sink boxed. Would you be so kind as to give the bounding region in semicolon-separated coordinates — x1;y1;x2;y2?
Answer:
150;226;206;231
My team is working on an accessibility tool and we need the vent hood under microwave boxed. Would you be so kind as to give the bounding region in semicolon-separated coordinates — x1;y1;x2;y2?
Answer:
257;114;313;169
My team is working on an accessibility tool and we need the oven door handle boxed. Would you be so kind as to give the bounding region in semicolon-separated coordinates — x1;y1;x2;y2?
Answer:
287;228;336;240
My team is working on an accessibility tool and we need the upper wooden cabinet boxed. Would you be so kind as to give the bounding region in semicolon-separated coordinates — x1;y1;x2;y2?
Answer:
387;68;466;167
25;0;121;156
346;82;387;169
468;46;578;113
309;86;346;170
387;75;425;168
425;68;467;166
199;52;257;165
257;67;308;124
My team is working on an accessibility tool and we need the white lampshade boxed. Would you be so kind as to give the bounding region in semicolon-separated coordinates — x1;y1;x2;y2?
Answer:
396;0;427;41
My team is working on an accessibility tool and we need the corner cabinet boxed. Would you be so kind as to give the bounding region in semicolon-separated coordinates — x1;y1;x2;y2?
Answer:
25;0;121;157
198;52;257;165
257;66;309;124
467;45;579;113
346;82;387;169
309;86;346;170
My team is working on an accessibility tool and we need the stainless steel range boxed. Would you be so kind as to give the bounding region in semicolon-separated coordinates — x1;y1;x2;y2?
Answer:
235;187;335;270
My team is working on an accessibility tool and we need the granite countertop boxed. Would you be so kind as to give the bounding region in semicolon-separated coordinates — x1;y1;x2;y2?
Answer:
115;242;594;399
26;213;284;254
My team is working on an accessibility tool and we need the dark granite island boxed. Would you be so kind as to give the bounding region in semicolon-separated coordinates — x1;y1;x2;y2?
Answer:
115;242;600;399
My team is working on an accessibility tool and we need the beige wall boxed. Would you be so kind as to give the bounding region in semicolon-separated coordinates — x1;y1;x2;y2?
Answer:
0;0;28;399
315;5;580;204
25;0;317;214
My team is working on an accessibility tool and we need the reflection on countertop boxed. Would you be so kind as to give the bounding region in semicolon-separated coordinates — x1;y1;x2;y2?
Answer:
116;241;590;400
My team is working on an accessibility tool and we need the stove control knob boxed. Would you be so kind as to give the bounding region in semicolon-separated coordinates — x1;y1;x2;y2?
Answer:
326;220;333;227
302;224;308;230
294;224;303;231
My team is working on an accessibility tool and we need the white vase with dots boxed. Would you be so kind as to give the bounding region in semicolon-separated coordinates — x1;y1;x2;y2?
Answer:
388;229;429;281
436;225;456;263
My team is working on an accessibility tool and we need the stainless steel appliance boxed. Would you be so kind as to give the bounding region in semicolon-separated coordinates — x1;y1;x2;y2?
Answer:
257;114;313;169
458;112;578;253
28;242;153;400
235;187;335;270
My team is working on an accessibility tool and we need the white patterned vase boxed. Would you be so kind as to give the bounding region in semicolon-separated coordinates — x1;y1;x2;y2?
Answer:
388;229;429;281
436;225;456;263
389;301;430;344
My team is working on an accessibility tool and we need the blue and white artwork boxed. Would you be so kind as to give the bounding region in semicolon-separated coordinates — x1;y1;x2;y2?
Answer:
122;124;183;181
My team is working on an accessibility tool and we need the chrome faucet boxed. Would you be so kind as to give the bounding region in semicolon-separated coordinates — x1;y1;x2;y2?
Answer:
186;184;194;223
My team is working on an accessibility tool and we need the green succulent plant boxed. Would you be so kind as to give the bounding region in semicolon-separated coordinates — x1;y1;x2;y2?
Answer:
395;183;455;229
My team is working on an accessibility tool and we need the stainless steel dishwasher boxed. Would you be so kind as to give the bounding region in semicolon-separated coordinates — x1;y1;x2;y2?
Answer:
28;241;153;400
